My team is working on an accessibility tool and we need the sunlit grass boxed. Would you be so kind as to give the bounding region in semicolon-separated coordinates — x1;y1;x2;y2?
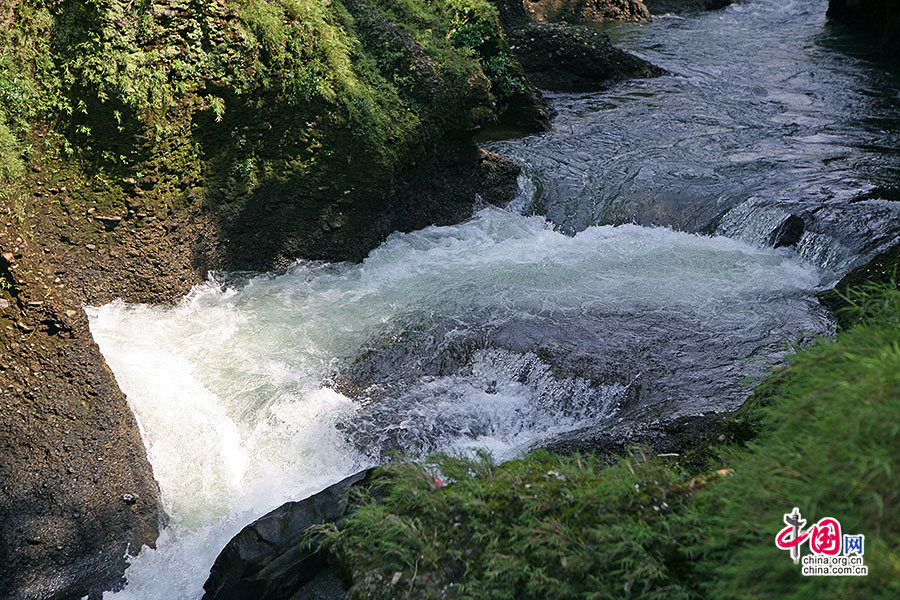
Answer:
326;285;900;599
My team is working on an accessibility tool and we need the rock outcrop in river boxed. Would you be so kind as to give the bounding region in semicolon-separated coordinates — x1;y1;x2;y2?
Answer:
495;0;665;90
522;0;651;23
202;470;371;600
828;0;900;58
643;0;734;14
0;1;664;598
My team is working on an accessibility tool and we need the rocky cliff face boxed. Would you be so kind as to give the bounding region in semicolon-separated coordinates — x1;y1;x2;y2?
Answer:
828;0;900;59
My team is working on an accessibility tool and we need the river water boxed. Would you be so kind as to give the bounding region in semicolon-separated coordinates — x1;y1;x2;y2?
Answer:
88;1;900;598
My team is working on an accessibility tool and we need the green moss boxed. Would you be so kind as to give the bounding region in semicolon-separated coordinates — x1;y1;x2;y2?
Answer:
0;120;25;196
0;0;521;210
326;286;900;599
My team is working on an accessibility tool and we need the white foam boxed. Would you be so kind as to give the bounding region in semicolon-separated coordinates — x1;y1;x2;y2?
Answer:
90;208;824;599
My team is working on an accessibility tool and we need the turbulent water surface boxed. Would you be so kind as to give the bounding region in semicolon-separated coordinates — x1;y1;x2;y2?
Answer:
88;1;899;598
487;0;900;277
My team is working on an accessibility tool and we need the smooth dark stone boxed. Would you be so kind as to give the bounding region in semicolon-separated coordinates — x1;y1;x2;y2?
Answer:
202;470;371;600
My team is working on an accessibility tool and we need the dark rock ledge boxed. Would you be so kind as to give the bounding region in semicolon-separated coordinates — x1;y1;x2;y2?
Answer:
643;0;735;14
827;0;900;59
0;2;668;598
496;0;666;91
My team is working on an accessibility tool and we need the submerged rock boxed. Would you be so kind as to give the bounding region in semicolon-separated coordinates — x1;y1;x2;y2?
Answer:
202;470;371;600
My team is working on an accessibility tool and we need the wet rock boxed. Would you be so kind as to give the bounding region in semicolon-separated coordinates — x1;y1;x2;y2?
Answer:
770;214;805;248
523;0;651;23
542;412;729;457
819;240;900;328
643;0;733;13
828;0;900;59
495;1;665;92
218;145;521;268
203;470;372;600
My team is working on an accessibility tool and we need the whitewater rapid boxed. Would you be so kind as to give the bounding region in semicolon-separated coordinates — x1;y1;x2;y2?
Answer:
88;207;828;599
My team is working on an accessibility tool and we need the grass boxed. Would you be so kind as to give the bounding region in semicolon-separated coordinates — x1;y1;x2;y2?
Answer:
325;285;900;599
328;449;704;599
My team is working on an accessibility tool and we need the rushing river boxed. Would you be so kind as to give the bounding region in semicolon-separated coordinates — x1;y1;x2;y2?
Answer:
88;1;899;598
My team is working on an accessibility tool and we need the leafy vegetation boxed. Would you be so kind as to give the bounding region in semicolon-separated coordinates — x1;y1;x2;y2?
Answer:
326;285;900;599
0;120;25;197
328;449;704;599
0;0;526;207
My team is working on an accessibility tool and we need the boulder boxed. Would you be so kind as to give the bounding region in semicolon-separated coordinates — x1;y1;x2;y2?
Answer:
494;1;665;92
770;214;806;248
828;0;900;59
506;23;665;91
202;470;372;600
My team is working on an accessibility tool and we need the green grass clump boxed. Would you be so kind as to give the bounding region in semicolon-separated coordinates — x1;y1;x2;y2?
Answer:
691;286;900;599
0;119;25;195
329;449;701;599
326;286;900;599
